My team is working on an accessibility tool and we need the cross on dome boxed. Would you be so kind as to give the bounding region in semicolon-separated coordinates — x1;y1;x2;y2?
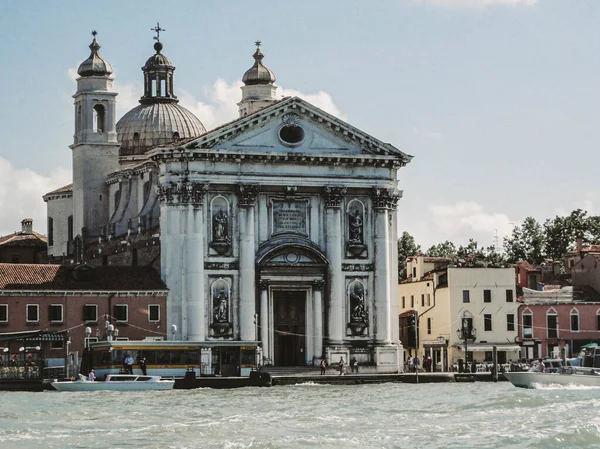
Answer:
151;22;165;42
255;40;262;48
91;30;98;38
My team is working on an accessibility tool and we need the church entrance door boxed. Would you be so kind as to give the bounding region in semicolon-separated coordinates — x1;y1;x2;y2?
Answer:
273;290;306;366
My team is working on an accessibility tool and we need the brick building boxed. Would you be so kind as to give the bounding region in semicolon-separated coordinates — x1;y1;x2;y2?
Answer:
0;263;168;358
0;219;47;264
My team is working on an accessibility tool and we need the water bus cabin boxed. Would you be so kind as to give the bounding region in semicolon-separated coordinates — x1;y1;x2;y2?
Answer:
84;340;260;380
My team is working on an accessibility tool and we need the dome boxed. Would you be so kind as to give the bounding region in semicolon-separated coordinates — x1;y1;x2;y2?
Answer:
117;102;206;156
77;33;113;77
242;42;276;86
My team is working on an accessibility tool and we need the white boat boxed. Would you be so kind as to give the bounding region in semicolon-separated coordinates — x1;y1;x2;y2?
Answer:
505;343;600;389
51;374;175;392
504;370;600;389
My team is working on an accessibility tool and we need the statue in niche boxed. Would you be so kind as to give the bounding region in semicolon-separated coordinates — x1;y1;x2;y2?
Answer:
213;288;229;323
350;285;367;324
348;209;363;244
213;210;229;242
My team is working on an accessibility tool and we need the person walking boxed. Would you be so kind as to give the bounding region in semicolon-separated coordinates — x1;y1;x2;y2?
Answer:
88;369;96;382
320;359;327;375
338;357;346;376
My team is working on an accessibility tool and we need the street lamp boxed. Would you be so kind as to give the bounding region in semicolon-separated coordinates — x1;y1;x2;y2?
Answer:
171;324;177;341
84;327;92;349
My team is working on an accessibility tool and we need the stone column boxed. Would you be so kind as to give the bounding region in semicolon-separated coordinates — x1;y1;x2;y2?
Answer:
259;279;270;364
324;187;346;345
184;182;208;341
313;280;325;358
372;188;399;345
158;183;182;340
238;184;259;341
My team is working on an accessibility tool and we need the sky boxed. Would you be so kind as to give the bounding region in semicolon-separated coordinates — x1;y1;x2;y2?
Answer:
0;0;598;250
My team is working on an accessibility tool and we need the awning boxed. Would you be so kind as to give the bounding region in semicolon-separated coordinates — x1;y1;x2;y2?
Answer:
457;344;521;352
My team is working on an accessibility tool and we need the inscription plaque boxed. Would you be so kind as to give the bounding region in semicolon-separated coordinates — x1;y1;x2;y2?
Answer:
272;201;308;235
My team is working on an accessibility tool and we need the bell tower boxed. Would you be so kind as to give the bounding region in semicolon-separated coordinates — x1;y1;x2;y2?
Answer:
70;31;119;241
238;41;278;117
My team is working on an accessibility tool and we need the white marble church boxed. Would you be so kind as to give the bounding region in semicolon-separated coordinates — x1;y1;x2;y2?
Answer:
44;29;412;372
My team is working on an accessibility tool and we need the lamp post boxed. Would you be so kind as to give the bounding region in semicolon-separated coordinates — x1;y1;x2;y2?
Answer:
456;314;475;373
171;324;177;341
84;326;92;349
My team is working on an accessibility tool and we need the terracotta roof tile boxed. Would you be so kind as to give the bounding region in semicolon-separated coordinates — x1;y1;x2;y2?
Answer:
0;264;168;291
43;184;73;197
0;232;47;247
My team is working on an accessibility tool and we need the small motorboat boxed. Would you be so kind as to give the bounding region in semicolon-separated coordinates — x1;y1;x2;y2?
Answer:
50;374;175;392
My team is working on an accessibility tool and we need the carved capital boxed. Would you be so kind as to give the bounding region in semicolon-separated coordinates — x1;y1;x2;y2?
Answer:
259;279;270;291
372;188;400;210
312;279;325;291
323;186;347;208
158;181;208;205
237;184;259;207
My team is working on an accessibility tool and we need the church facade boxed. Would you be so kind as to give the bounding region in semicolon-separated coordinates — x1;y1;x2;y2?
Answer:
45;31;412;372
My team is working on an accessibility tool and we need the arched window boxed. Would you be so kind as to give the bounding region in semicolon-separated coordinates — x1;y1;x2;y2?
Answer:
570;308;580;332
133;132;140;147
172;132;180;140
93;104;105;133
546;308;558;339
67;215;73;242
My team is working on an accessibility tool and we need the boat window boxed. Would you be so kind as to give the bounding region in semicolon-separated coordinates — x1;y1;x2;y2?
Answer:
137;376;151;381
110;376;136;381
156;350;170;364
170;350;183;365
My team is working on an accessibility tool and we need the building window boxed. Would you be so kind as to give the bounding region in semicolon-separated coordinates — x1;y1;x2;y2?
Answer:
571;309;580;332
462;290;470;303
523;313;533;338
547;312;558;339
0;305;7;322
421;294;425;307
49;304;63;323
93;104;105;133
402;296;405;309
83;304;98;322
506;290;513;302
50;340;64;350
114;305;128;322
148;305;160;322
597;310;600;331
484;314;492;331
427;317;432;335
26;304;39;323
484;290;491;303
48;217;54;247
132;249;138;267
412;267;416;278
427;293;431;306
67;215;73;242
507;314;515;331
411;295;414;308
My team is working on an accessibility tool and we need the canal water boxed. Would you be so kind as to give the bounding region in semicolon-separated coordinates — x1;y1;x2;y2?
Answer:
0;382;599;448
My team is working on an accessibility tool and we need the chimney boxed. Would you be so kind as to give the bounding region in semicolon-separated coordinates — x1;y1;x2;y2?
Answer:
21;218;33;234
576;232;583;253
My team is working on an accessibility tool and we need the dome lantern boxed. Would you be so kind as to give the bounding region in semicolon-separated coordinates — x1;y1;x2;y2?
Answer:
242;41;276;86
77;30;113;77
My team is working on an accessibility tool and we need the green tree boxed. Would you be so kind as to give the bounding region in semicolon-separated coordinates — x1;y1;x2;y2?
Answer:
484;245;507;267
544;209;600;260
457;238;481;259
503;217;545;264
397;231;421;281
426;241;457;259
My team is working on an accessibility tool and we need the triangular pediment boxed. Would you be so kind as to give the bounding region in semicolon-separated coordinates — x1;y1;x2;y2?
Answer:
181;97;412;162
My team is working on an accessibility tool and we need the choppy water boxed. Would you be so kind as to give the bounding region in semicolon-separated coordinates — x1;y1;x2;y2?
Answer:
1;382;600;448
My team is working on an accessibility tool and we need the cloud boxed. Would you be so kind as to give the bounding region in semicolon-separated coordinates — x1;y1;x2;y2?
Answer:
400;201;514;249
411;0;537;7
0;157;71;236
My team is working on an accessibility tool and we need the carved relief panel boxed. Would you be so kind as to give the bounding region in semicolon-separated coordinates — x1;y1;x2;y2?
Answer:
209;277;233;337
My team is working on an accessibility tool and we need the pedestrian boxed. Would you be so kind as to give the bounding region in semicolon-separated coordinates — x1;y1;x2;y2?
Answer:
408;356;414;372
320;358;327;375
338;357;345;375
88;369;96;382
124;353;134;374
139;356;147;375
414;356;420;373
351;357;358;374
